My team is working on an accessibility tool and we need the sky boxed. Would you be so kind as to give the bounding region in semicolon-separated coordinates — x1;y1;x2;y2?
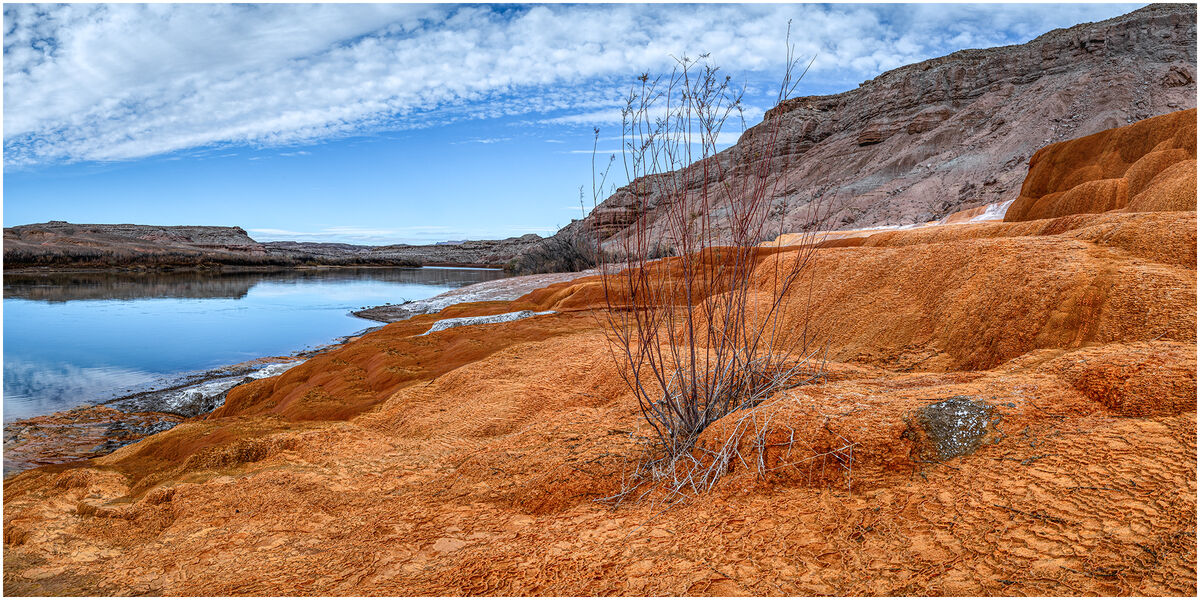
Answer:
3;2;1146;244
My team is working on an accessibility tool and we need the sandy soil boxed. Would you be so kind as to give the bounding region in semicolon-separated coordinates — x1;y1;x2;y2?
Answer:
3;206;1194;595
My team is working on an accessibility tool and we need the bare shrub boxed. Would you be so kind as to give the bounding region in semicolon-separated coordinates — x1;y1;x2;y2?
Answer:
596;30;833;497
505;233;601;275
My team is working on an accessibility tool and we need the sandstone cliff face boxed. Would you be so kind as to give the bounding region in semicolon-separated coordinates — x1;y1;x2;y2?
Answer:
1005;108;1197;221
567;3;1196;246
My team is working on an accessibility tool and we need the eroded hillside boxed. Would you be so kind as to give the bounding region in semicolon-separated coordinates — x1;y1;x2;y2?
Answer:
562;3;1195;248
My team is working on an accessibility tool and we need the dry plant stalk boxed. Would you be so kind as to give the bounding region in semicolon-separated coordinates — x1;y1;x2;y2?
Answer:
594;29;833;494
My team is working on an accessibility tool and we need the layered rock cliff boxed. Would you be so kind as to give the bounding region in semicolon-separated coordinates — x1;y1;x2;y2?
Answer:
263;235;542;268
3;221;272;269
563;3;1196;247
2;221;541;270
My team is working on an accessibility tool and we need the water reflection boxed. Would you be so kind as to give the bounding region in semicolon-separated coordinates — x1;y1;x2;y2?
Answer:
3;267;508;421
3;267;507;303
3;358;158;419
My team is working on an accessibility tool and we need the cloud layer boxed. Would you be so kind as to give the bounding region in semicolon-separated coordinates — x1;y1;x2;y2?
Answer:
4;3;1143;166
248;225;557;245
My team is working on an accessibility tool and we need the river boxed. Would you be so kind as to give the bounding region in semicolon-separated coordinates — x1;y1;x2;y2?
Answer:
2;267;507;421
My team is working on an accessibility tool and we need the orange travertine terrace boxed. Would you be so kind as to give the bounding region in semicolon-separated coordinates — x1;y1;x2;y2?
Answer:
1007;108;1197;221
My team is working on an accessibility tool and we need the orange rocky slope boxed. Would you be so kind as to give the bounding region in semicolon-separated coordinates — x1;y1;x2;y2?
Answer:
4;122;1196;595
1006;108;1197;221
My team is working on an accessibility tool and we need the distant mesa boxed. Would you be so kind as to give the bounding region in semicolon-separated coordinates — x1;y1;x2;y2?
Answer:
2;221;542;271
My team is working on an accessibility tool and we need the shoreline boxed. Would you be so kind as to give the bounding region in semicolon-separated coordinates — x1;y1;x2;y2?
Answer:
353;268;597;322
2;262;505;275
3;268;593;475
2;325;383;478
2;269;582;476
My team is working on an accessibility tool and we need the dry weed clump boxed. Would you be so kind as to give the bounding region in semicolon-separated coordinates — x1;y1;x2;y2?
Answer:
505;233;601;275
593;27;842;503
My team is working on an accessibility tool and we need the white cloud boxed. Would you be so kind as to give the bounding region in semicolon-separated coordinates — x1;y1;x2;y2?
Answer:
561;130;747;155
247;224;555;245
542;108;627;126
564;149;625;155
453;137;510;145
4;3;1144;166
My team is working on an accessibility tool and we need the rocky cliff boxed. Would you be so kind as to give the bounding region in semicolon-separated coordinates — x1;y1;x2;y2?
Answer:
564;3;1196;247
3;221;541;270
264;234;542;268
3;221;276;269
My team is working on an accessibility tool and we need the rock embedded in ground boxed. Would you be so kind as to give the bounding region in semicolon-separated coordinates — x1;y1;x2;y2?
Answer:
905;396;1003;461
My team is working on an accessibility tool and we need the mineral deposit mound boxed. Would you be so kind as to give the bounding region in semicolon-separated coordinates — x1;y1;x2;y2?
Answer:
1006;108;1197;221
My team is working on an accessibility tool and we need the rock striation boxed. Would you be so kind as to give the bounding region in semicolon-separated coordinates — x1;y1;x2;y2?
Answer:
558;3;1196;248
263;234;542;268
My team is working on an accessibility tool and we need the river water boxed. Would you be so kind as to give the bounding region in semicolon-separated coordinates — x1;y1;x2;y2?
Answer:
2;267;507;421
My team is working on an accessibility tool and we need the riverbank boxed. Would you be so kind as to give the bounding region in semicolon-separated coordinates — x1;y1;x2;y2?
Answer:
2;325;394;477
354;268;597;322
3;267;514;475
5;108;1196;595
4;357;299;477
2;268;576;473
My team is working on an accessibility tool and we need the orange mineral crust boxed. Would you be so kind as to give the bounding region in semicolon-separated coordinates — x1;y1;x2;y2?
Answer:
1006;108;1197;221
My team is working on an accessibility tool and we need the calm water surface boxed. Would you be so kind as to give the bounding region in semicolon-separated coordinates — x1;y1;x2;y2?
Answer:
3;267;507;421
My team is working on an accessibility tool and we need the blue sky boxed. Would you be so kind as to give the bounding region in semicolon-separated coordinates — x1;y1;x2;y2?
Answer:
3;2;1145;244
